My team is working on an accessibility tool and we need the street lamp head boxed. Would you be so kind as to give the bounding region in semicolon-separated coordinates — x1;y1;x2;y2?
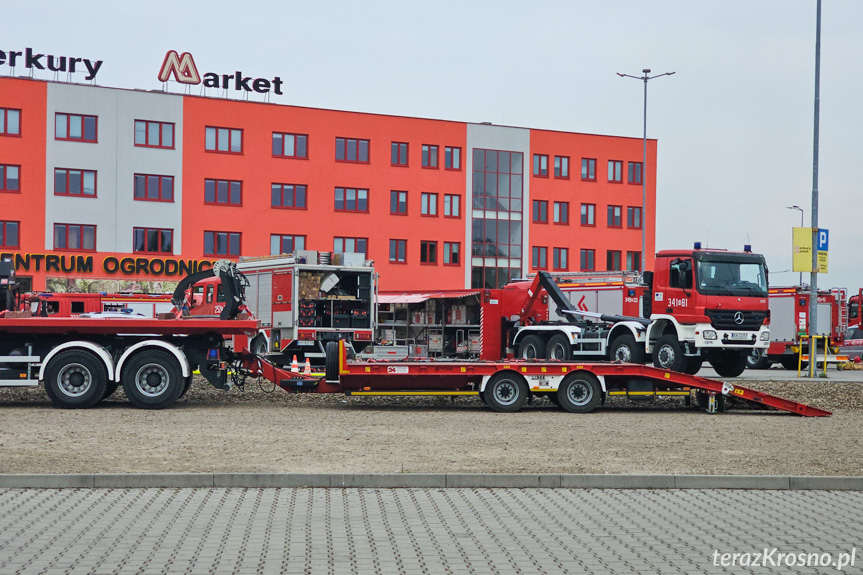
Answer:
786;205;802;211
642;68;651;74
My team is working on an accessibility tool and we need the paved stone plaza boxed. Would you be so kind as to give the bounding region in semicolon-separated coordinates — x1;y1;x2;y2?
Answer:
0;488;861;574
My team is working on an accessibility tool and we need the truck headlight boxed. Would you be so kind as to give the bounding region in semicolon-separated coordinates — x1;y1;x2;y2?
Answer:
703;330;717;340
760;330;770;341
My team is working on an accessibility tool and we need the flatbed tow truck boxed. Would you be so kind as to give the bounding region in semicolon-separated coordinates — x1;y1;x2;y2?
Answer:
0;258;830;416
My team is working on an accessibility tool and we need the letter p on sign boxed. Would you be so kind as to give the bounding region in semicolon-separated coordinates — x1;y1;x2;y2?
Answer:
817;229;829;251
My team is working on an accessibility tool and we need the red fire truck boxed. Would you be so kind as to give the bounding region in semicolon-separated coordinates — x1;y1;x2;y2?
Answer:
22;292;173;318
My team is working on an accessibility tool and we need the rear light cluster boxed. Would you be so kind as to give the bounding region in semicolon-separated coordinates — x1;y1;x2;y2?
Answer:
354;331;372;341
298;329;316;341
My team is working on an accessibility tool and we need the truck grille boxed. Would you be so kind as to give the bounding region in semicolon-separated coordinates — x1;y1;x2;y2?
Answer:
705;309;768;331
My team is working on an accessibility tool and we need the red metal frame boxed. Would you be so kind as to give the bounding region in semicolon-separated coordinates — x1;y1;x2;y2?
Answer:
0;107;22;137
205;126;243;154
390;190;408;215
334;187;369;213
53;223;96;252
0;163;20;193
271;183;307;210
421;144;439;169
580;249;596;271
580;203;595;226
606;250;622;271
335;137;370;163
272;132;308;159
204;231;241;257
554;155;570;179
532;200;548;224
54;113;97;143
581;158;596;181
627;206;642;229
271;234;305;255
608;160;623;183
552;247;568;271
443;194;460;218
54;168;97;198
420;192;438;216
204;179;243;206
628;161;643;184
134;120;175;149
134;174;174;202
607;205;622;228
533;154;549;177
444;146;461;170
334;237;368;257
133;227;173;255
420;240;437;265
0;220;19;249
391;141;408;166
531;246;548;270
389;239;407;264
0;316;259;336
553;201;569;225
443;242;460;266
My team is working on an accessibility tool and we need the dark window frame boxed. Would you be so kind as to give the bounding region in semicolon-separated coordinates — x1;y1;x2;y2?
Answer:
628;161;643;185
607;250;622;272
627;206;642;229
133;227;174;254
420;240;438;265
580;248;596;271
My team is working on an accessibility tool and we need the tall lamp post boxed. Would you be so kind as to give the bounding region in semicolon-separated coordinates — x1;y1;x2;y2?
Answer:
786;205;804;286
617;69;674;273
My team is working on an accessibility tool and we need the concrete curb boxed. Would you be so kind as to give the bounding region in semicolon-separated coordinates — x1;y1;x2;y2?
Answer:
2;473;863;490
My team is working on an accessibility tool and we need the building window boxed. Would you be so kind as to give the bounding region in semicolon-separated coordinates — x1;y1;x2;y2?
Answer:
533;154;548;177
554;156;570;179
580;249;595;271
627;206;642;229
581;158;596;181
532;200;548;223
0;164;20;192
420;241;437;264
627;251;642;272
444;194;460;218
0;221;19;248
54;168;96;197
390;190;408;215
134;174;174;202
55;113;97;142
135;120;174;149
133;228;173;254
0;108;21;136
205;126;242;153
444;242;460;265
54;224;96;251
334;237;368;256
204;231;241;256
553;201;569;225
580;203;595;226
607;250;622;271
553;247;569;271
391;142;408;166
389;239;407;263
272;132;308;158
531;246;548;270
445;146;461;170
271;234;306;255
335;187;369;212
336;137;370;163
205;179;242;206
607;205;622;228
422;145;439;168
421;192;438;216
628;162;643;184
608;160;623;183
271;183;307;209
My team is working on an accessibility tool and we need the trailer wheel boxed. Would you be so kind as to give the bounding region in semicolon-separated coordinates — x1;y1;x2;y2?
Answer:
778;356;808;370
746;349;770;370
684;356;703;375
43;350;108;409
325;341;340;381
557;372;602;413
610;334;644;364
179;376;192;399
545;334;572;360
517;335;545;360
482;372;529;413
708;349;747;378
100;380;120;402
251;335;268;356
652;335;687;372
121;350;184;409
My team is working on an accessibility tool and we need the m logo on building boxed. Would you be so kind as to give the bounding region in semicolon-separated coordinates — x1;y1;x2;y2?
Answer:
158;50;200;84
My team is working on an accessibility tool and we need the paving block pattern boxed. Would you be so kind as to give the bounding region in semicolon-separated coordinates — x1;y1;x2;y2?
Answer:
0;488;861;574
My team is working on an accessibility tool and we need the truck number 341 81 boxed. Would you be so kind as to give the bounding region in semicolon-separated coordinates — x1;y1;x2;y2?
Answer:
667;298;688;308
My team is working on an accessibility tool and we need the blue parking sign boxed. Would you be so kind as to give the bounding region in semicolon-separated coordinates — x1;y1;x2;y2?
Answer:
817;228;829;251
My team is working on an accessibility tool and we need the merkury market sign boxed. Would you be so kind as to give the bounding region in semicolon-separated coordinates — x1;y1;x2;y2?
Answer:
158;50;284;95
0;47;103;80
0;253;214;277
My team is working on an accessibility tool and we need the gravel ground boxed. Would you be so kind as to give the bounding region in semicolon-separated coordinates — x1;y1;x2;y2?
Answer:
1;375;862;476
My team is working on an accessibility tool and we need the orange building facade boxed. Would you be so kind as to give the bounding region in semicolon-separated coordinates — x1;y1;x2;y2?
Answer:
0;77;657;293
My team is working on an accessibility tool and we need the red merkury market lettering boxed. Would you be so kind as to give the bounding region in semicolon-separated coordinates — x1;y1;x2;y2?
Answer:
0;253;213;276
158;50;283;95
0;48;102;80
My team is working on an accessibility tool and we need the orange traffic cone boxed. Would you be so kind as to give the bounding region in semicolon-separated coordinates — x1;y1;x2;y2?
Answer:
290;355;299;373
303;358;312;375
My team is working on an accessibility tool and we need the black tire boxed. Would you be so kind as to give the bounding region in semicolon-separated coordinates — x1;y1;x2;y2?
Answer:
43;350;108;409
779;356;808;370
545;333;572;360
325;341;340;381
684;355;704;375
517;334;545;360
557;372;602;413
482;372;529;413
709;350;748;378
609;334;644;364
121;350;184;409
251;335;269;356
100;380;120;401
652;335;687;372
746;348;770;370
179;376;192;399
547;393;560;406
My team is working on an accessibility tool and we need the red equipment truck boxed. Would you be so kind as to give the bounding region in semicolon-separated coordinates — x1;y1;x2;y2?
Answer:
22;292;173;318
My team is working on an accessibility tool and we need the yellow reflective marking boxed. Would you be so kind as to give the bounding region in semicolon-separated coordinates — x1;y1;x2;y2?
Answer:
733;388;745;396
541;367;547;373
521;367;527;372
664;373;670;379
461;367;467;372
365;367;371;373
561;367;568;373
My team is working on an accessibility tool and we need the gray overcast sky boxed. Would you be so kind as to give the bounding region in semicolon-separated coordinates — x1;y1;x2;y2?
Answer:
4;1;861;290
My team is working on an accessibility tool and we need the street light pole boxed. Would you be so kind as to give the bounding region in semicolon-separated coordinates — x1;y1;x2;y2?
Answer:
786;205;804;286
617;69;675;273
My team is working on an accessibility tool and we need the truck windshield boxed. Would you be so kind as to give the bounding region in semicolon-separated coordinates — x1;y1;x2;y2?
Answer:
696;260;768;297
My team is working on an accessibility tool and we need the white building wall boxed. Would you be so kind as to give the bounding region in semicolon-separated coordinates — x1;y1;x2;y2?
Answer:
44;84;183;254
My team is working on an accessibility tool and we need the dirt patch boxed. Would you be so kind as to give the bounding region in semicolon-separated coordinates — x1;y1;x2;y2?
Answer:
1;377;862;476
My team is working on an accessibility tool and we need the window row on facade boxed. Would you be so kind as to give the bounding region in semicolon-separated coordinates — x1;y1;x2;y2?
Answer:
532;201;642;229
531;246;642;272
533;154;643;184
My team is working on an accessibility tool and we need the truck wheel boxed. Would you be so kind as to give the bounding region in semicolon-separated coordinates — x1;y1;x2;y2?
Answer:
121;350;184;409
709;350;747;378
325;341;340;381
179;376;192;399
684;356;703;375
482;372;529;413
746;349;770;370
557;372;602;413
779;356;808;370
517;335;545;360
251;335;268;356
652;335;687;372
610;334;644;364
100;380;120;401
545;334;572;360
43;350;108;409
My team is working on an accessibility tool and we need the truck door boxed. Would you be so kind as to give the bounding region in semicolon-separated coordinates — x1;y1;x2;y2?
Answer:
663;258;694;320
